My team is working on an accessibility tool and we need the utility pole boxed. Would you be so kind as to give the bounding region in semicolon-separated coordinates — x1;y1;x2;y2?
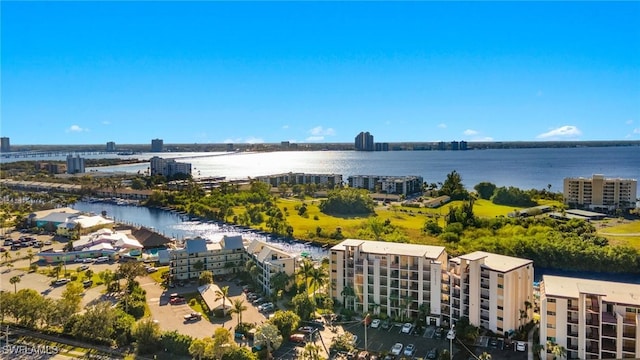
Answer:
447;324;456;360
364;313;370;352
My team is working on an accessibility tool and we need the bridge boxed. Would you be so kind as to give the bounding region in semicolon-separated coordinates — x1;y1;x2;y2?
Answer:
0;150;111;159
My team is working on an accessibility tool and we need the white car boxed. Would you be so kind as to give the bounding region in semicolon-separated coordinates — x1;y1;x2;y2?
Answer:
370;319;381;328
401;322;413;334
391;343;403;356
516;341;526;352
404;344;415;356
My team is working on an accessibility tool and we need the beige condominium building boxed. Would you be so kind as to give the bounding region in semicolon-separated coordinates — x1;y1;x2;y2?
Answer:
245;239;297;296
540;275;640;359
169;235;245;281
564;174;638;210
330;239;447;324
445;252;534;334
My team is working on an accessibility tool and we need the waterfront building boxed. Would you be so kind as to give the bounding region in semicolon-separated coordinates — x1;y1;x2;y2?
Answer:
255;172;342;189
106;141;116;152
66;155;85;174
460;141;468;150
563;174;638;210
375;142;389;151
151;138;164;152
347;175;423;196
438;142;447;151
245;239;297;296
35;162;66;174
451;141;460;151
149;156;192;177
355;131;375;151
445;252;534;334
169;236;245;281
330;239;447;324
539;275;640;360
0;137;10;153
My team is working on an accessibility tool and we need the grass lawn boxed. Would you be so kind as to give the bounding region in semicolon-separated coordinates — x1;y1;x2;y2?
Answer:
597;219;640;249
232;197;560;246
148;266;169;284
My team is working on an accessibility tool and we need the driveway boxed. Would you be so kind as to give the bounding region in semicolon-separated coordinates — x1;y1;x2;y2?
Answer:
142;278;269;339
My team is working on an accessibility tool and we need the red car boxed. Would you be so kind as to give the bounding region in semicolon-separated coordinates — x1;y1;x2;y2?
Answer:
170;296;186;305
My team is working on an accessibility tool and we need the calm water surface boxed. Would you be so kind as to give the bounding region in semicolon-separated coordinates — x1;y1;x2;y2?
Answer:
84;147;640;191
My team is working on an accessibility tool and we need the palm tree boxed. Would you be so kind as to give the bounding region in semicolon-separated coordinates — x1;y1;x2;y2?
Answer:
1;251;11;265
231;299;247;326
301;343;322;360
309;266;328;304
53;263;63;279
9;275;20;293
341;285;355;310
297;259;315;295
215;285;230;318
26;249;34;266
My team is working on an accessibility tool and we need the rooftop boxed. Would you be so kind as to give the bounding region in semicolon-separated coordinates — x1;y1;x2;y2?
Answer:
331;239;445;259
543;275;640;306
456;251;533;273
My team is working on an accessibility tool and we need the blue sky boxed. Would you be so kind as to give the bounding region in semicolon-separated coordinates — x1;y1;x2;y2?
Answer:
2;1;639;145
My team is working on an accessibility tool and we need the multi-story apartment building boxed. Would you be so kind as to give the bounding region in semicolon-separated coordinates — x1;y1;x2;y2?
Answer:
255;172;343;189
445;252;534;334
66;155;85;174
106;141;116;152
150;156;192;177
169;236;245;281
245;240;297;296
330;239;447;324
347;175;424;196
540;275;640;360
564;174;638;210
151;138;164;152
355;131;375;151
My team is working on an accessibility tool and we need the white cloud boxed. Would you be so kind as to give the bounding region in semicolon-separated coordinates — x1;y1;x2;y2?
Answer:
306;136;325;142
66;125;88;133
463;129;478;136
626;120;634;125
437;123;447;129
282;125;289;129
469;136;494;142
536;125;582;139
102;121;111;125
244;137;264;144
633;128;640;134
309;126;336;136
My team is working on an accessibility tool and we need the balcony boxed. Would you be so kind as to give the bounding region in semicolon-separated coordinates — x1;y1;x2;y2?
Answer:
586;330;599;340
567;317;579;324
567;343;578;351
623;345;636;353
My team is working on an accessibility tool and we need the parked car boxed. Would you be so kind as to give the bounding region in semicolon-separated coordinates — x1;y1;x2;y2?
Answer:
183;312;202;322
289;333;306;343
3;240;12;246
83;258;95;263
370;319;381;328
0;248;7;253
78;265;89;271
516;341;527;352
426;348;438;359
44;240;52;245
298;326;315;334
391;343;403;356
401;323;413;334
170;296;186;305
83;279;93;288
404;344;415;356
54;278;71;286
381;319;391;329
95;256;109;263
146;267;158;273
259;303;275;312
74;258;85;263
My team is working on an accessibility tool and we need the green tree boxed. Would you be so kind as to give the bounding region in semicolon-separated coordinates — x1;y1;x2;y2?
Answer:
9;275;20;293
215;285;230;318
270;271;291;296
26;249;35;265
439;170;469;200
329;332;356;352
160;331;194;356
132;318;161;354
199;270;214;286
474;182;497;200
98;269;115;290
71;302;117;345
309;266;328;304
193;260;204;272
319;188;375;215
222;347;258;360
254;323;283;360
292;293;315;321
189;338;208;360
211;327;234;359
231;299;247;326
297;259;315;296
301;343;323;360
268;310;300;339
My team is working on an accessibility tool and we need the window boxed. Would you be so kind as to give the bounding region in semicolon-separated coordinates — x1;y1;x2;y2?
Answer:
497;306;503;310
547;323;555;329
497;274;504;278
548;298;556;303
497;316;503;321
498;284;503;289
547;311;556;316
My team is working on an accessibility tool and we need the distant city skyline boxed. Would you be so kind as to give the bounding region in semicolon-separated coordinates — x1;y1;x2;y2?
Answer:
2;2;639;145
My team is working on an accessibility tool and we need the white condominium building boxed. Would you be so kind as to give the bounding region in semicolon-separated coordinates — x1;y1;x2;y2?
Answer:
245;240;297;296
330;239;447;323
254;172;343;189
347;175;424;196
445;252;534;334
540;275;640;360
169;236;245;281
564;174;637;210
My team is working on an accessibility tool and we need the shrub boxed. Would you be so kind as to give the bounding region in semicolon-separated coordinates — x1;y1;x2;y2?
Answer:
189;298;197;306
